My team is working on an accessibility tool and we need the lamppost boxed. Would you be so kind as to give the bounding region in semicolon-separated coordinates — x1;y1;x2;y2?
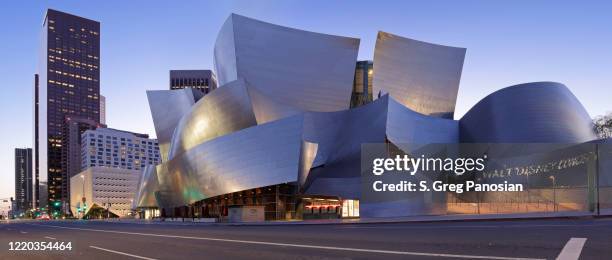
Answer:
80;174;85;219
549;176;557;212
106;197;110;219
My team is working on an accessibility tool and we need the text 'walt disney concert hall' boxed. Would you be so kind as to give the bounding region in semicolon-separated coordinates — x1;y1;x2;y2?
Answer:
133;14;611;221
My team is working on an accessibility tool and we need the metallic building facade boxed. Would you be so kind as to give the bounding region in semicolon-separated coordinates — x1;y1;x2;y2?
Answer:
168;79;257;159
35;9;101;211
372;32;466;119
214;14;360;113
133;165;159;208
459;82;597;143
136;14;598;219
147;88;202;162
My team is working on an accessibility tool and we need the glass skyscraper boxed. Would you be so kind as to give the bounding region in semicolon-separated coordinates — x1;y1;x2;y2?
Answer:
14;148;33;214
34;9;100;213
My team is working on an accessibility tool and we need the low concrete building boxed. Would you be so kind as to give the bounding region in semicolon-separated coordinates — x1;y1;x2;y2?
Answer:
70;167;140;218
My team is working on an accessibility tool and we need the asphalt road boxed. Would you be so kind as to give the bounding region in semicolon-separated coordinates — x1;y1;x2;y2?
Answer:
1;218;611;260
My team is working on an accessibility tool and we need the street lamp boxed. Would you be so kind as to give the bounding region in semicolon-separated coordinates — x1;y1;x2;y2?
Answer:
80;174;85;219
549;176;557;212
129;199;134;218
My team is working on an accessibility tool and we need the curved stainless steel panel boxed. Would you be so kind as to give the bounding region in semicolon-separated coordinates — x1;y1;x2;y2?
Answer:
303;95;457;201
386;96;459;152
460;82;597;143
247;83;303;124
373;32;466;119
156;115;304;209
214;14;359;112
147;89;199;162
213;15;237;85
303;96;388;197
168;79;257;160
133;165;159;209
298;141;318;190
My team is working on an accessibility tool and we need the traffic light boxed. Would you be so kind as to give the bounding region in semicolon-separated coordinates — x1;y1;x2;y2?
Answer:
51;201;62;218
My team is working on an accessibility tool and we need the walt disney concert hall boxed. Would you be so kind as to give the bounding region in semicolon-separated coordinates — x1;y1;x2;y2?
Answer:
133;14;610;221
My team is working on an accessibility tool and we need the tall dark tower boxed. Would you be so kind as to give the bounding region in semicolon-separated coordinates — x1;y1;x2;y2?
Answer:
14;148;33;214
169;70;217;94
34;9;100;215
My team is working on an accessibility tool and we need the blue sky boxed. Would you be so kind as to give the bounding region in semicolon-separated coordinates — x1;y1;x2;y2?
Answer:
1;0;611;200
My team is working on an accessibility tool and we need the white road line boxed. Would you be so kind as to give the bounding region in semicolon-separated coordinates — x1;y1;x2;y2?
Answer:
556;238;587;260
33;224;543;260
44;236;56;240
89;246;158;260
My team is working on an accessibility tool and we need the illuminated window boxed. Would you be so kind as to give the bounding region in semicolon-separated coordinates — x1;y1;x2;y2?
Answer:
341;199;360;218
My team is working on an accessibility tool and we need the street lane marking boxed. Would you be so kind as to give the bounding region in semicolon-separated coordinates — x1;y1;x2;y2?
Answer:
34;224;543;260
90;246;158;260
44;236;56;240
556;238;587;260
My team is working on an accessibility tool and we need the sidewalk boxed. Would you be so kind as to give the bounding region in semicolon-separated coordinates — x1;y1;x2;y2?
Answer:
90;210;610;226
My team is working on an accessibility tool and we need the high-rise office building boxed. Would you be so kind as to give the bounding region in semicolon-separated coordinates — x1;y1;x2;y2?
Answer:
100;95;106;125
34;9;101;213
81;128;161;171
63;117;105;179
14;148;33;214
38;181;48;209
62;117;105;214
169;70;217;94
350;60;373;108
33;74;39;209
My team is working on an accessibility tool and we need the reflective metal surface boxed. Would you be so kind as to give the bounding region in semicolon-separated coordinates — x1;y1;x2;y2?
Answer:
156;115;304;208
460;82;597;143
247;84;303;124
387;97;459;152
168;79;257;159
373;31;466;119
298;141;318;190
133;165;159;209
137;14;603;218
303;95;457;202
147;89;199;162
215;14;359;112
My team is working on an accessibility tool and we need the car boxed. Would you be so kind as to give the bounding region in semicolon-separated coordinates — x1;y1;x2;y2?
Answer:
37;214;50;220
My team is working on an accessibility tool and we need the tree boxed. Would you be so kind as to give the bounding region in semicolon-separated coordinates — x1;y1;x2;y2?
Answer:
593;112;612;139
